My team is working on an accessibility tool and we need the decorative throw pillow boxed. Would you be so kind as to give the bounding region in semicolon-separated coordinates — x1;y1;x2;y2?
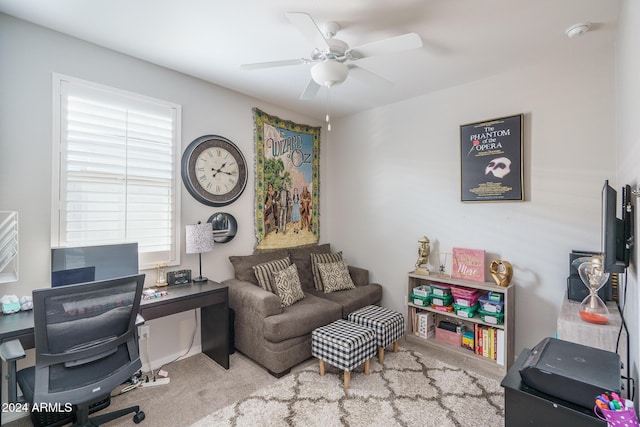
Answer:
310;251;343;290
272;264;305;307
318;260;356;293
229;249;289;285
288;243;331;287
252;257;290;293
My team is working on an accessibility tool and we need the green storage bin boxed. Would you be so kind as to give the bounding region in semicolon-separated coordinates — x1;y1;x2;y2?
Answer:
479;308;504;325
453;302;479;318
411;293;431;307
430;293;453;307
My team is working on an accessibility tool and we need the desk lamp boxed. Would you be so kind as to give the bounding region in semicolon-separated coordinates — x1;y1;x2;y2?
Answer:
186;221;214;282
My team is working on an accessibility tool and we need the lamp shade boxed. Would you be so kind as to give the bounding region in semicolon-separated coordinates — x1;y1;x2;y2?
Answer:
185;222;214;254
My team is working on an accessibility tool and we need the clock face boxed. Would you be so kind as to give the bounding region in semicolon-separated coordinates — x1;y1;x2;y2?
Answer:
195;147;239;195
182;135;247;207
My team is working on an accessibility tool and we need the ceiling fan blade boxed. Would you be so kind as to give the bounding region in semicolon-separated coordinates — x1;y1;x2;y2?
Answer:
348;32;423;59
241;58;305;70
300;78;321;100
285;12;331;50
347;65;393;88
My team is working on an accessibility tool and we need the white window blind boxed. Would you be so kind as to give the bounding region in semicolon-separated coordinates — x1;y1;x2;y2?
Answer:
0;212;18;283
53;75;181;269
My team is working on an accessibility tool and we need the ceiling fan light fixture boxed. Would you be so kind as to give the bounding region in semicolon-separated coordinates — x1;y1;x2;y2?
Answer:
311;61;348;87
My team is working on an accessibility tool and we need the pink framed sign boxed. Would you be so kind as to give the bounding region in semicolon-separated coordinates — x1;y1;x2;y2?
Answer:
452;248;485;282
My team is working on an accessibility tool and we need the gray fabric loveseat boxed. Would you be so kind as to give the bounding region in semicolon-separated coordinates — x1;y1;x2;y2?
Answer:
224;243;382;377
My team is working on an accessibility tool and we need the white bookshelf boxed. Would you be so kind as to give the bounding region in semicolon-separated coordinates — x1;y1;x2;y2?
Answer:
406;272;515;373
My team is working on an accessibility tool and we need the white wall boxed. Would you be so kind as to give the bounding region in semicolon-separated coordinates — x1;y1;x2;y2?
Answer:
615;0;640;406
326;46;616;359
0;14;323;370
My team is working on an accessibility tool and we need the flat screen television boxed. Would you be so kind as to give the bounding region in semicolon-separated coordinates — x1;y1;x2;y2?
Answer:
601;180;633;273
51;243;139;287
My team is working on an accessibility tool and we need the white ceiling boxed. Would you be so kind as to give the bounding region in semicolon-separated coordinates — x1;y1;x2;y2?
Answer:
0;0;619;120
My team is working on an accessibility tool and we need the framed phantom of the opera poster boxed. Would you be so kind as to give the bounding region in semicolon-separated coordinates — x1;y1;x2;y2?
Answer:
254;108;320;250
460;114;523;202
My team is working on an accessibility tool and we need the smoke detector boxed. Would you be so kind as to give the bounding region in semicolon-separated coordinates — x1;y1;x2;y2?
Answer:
565;22;591;38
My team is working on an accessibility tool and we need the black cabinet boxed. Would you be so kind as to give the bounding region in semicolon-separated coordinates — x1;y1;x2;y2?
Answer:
501;349;606;427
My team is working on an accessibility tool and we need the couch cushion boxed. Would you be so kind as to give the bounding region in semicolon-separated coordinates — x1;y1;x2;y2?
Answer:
229;249;289;285
307;283;383;319
310;251;343;290
273;264;305;307
288;243;331;290
252;257;290;293
318;260;356;293
263;294;342;342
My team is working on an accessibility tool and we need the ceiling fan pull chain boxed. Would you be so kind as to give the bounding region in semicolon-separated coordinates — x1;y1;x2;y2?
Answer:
326;85;332;131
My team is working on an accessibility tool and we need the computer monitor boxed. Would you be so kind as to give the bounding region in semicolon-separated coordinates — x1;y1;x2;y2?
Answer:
51;243;139;286
51;266;96;288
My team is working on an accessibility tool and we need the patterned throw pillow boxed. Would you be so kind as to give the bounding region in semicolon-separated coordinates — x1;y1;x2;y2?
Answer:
318;260;356;293
272;264;305;307
310;251;343;290
252;257;290;293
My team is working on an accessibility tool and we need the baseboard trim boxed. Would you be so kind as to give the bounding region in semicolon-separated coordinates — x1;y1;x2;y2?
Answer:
141;344;202;373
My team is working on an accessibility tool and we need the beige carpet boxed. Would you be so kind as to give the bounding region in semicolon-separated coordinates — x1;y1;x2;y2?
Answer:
192;348;505;427
4;342;504;427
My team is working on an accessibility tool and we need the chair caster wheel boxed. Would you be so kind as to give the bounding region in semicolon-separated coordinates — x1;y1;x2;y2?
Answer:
133;411;145;423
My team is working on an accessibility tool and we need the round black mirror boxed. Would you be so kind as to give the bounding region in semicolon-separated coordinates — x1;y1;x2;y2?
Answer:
207;212;238;243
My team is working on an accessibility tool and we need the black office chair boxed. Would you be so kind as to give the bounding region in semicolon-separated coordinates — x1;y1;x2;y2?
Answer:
1;275;146;427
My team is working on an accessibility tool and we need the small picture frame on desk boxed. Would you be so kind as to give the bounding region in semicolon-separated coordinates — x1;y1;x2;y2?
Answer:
167;269;191;285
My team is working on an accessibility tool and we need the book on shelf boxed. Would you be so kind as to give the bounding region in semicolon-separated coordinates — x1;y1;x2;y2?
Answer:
474;324;502;363
410;306;436;339
496;329;505;366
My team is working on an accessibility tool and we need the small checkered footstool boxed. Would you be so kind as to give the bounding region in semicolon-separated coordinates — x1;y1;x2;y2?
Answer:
348;305;405;364
311;319;376;389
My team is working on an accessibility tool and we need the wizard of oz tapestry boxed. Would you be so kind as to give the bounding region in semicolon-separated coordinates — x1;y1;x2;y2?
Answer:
254;109;320;250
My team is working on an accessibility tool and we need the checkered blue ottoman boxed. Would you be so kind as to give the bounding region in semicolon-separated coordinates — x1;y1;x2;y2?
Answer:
348;305;405;364
311;319;376;389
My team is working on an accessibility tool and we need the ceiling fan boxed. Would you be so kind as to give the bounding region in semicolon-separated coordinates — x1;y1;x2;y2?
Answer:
241;12;423;100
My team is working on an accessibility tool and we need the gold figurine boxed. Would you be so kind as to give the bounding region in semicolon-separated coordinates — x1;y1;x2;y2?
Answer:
489;260;513;287
414;236;431;276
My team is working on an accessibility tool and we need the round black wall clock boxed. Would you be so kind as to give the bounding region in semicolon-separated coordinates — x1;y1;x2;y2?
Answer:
181;135;248;207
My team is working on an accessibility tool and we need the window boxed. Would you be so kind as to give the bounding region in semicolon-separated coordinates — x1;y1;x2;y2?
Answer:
52;74;181;270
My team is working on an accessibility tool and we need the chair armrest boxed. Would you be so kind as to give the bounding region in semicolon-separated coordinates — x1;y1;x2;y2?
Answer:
348;265;370;286
0;339;25;362
224;278;282;318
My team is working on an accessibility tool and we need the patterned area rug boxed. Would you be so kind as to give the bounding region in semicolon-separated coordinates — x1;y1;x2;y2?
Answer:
192;348;504;426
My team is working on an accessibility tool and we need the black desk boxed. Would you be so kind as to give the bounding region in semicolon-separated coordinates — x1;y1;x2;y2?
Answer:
0;281;229;369
0;281;229;423
501;348;606;427
0;280;229;377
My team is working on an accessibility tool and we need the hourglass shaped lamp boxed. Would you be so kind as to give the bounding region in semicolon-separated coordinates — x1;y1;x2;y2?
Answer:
577;255;610;324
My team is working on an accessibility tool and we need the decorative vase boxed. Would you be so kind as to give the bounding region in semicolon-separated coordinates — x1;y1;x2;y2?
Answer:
578;257;609;324
489;260;513;287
